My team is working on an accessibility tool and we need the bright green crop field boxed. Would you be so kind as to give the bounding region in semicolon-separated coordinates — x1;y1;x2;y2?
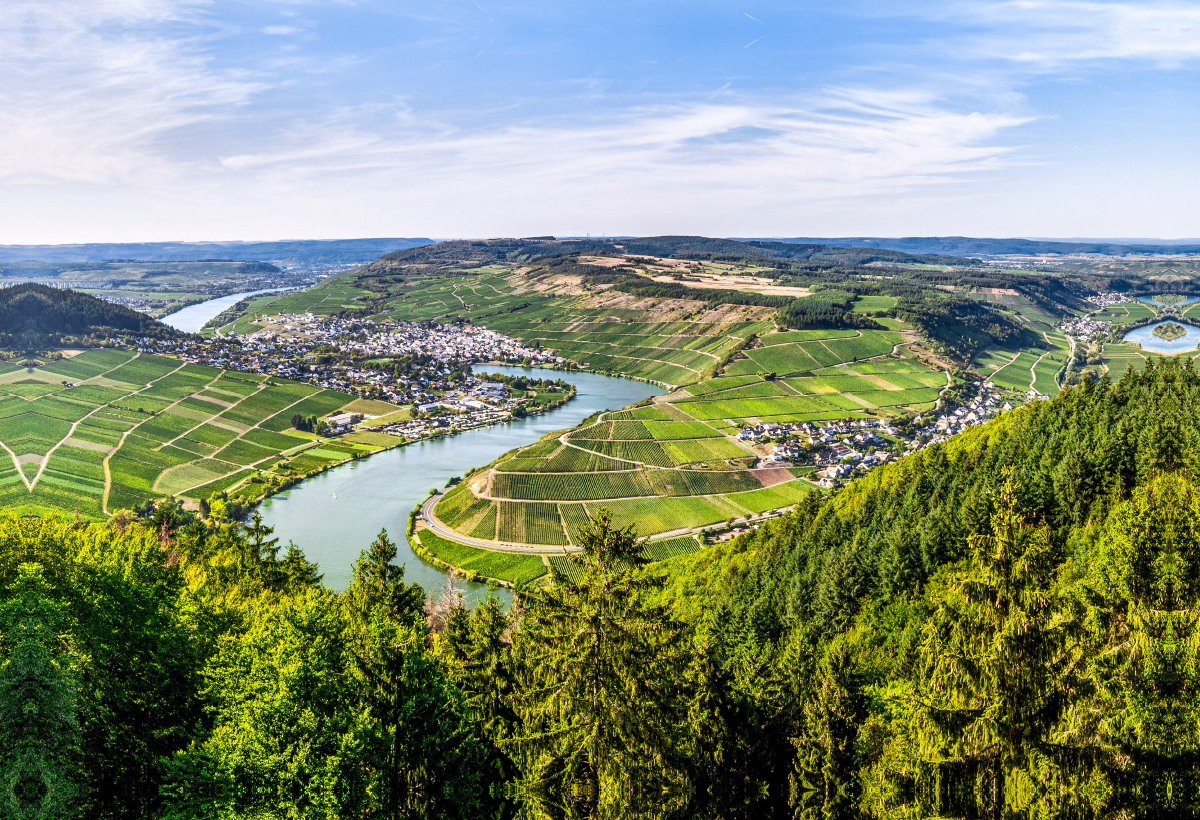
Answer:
428;323;954;550
0;349;401;519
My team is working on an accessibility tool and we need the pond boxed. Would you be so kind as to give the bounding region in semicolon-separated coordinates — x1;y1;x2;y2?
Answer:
258;366;665;604
1123;321;1200;355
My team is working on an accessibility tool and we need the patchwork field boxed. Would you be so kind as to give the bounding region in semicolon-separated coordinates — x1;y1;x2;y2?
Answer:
430;325;952;550
240;270;776;387
0;349;401;518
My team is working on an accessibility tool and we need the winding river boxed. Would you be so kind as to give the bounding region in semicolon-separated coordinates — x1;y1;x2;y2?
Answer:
259;366;665;603
161;287;294;333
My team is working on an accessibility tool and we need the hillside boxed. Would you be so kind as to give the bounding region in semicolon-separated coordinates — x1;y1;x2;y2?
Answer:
2;359;1195;819
0;348;405;518
372;234;977;268
0;284;175;347
637;358;1200;818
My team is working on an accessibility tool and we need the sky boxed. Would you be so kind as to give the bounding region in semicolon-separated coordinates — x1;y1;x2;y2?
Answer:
4;0;1200;243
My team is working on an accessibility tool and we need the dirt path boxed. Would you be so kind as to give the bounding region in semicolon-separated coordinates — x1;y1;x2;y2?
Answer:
1028;352;1047;392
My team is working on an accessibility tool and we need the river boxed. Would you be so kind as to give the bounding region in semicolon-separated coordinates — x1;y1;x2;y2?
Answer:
1123;321;1200;355
160;287;294;334
258;366;665;603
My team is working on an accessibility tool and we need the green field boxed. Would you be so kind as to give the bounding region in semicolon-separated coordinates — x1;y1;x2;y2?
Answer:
427;322;943;553
432;321;926;557
0;349;400;518
238;270;776;387
416;529;547;587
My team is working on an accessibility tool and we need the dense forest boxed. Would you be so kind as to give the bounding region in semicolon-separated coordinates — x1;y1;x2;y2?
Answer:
369;236;973;269
0;284;176;348
8;361;1200;818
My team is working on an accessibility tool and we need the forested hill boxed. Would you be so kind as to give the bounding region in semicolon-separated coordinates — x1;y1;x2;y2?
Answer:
7;360;1200;818
0;283;176;346
371;235;977;267
652;357;1200;818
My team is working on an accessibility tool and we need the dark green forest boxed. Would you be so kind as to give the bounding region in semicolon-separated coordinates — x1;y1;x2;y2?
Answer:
6;360;1200;818
0;284;175;348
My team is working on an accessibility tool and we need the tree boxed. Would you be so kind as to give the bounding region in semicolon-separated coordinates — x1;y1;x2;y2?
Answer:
509;509;690;818
343;531;487;819
0;564;80;820
904;476;1078;819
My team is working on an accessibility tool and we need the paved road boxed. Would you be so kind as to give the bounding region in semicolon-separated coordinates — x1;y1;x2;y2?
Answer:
420;489;800;554
420;493;579;553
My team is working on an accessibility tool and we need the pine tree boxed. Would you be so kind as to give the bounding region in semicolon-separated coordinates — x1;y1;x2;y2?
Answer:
906;475;1078;819
0;564;80;820
509;509;690;818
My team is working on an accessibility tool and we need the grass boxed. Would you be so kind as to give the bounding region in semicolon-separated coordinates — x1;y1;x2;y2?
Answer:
417;530;548;586
0;349;400;518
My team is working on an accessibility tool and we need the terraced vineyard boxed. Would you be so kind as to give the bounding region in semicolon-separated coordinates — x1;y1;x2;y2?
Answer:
0;349;402;518
238;269;775;387
429;324;957;548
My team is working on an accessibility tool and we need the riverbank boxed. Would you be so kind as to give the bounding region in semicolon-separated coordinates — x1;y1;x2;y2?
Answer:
160;287;297;334
257;367;665;600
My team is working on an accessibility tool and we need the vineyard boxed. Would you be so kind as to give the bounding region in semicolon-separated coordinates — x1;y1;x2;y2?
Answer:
0;348;401;518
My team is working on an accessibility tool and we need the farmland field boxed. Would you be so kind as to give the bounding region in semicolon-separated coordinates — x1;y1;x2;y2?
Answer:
416;529;547;587
430;322;951;553
0;349;401;518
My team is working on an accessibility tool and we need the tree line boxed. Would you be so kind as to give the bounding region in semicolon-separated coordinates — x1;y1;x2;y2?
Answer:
5;359;1200;818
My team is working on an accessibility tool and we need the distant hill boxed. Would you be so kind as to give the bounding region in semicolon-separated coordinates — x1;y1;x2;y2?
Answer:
0;238;434;266
373;235;975;267
754;236;1200;257
0;284;176;348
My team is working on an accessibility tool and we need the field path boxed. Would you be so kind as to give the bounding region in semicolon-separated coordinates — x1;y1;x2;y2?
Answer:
97;357;194;513
1028;351;1049;392
421;486;806;554
420;493;577;553
0;351;142;492
36;357;188;491
0;441;33;490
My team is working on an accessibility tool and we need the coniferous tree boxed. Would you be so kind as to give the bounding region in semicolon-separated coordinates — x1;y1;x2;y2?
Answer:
510;510;689;818
0;564;80;820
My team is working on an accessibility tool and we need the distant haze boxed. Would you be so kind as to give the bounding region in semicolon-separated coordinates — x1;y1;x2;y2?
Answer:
0;239;433;265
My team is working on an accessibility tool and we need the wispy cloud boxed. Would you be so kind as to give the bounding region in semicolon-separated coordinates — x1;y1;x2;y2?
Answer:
220;89;1027;229
0;0;262;186
959;1;1200;65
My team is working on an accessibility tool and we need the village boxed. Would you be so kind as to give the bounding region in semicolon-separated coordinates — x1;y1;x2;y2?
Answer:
733;379;1019;491
135;315;560;407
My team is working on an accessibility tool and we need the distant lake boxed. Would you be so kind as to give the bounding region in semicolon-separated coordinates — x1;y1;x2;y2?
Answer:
161;287;293;334
1135;295;1200;307
1123;321;1200;355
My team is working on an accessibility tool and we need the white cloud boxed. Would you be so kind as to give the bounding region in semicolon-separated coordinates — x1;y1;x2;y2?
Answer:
0;0;262;186
962;1;1200;65
220;89;1027;219
0;0;1037;240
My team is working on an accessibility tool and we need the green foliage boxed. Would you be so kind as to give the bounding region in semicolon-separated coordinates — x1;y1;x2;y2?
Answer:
0;284;175;348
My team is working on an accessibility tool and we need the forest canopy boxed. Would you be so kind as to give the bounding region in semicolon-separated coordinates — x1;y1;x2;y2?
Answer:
6;360;1200;818
0;284;176;347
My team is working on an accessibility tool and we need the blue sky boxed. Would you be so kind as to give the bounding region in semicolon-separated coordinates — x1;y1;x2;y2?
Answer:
4;0;1200;242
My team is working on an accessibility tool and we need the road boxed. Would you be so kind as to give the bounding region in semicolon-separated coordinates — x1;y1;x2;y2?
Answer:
419;488;803;554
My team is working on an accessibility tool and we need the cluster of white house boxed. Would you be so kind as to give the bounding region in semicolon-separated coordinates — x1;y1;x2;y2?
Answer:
266;314;558;366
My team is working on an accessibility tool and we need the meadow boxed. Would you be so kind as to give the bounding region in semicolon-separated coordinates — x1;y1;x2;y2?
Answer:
0;349;401;518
